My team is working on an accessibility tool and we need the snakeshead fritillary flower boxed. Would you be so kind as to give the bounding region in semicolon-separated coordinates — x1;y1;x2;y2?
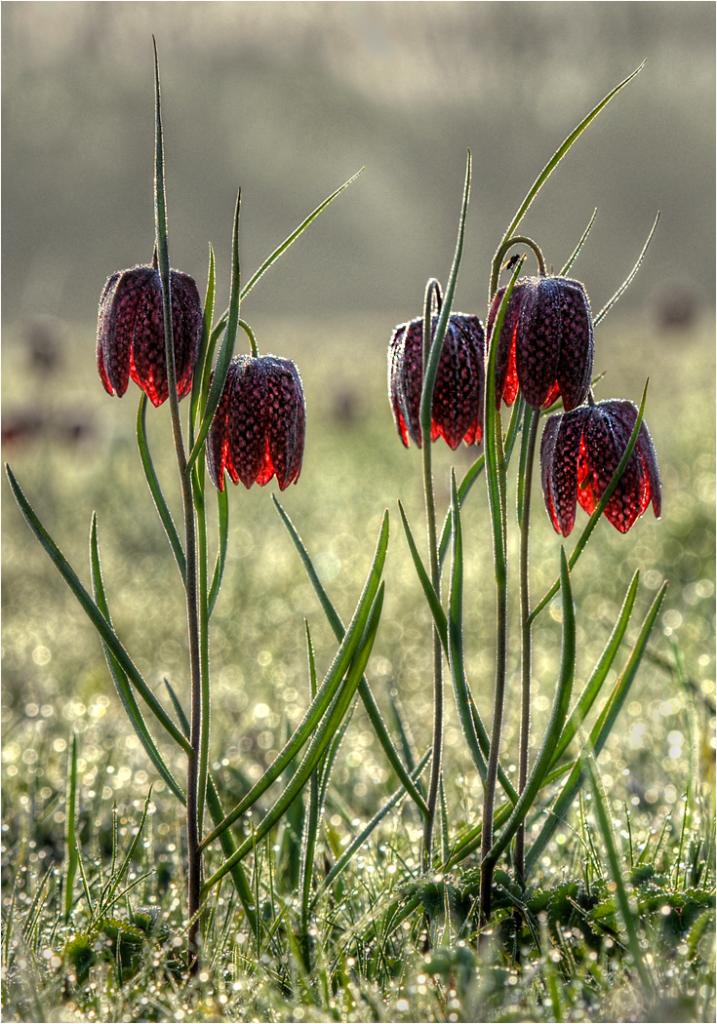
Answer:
541;399;662;536
487;275;594;411
388;314;485;449
206;355;306;492
96;265;202;407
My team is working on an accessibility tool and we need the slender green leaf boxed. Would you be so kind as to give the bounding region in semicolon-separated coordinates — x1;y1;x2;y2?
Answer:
551;570;640;766
490;62;645;297
63;734;79;922
526;582;667;873
529;381;649;623
136;395;186;582
313;751;431;908
200;513;390;848
90;515;186;800
585;753;655;996
188;190;241;469
163;678;259;936
420;151;472;433
300;623;322;954
273;497;429;817
398;500;447;649
559;208;598;276
98;790;152;915
190;243;217;435
594;212;660;327
5;466;191;755
211;169;363;340
208;486;229;616
485;549;575;868
202;585;385;894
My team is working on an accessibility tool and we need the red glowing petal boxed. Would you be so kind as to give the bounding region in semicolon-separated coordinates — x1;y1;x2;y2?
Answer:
540;414;562;534
516;276;561;409
554;279;594;411
227;357;269;488
551;409;589;535
264;357;306;489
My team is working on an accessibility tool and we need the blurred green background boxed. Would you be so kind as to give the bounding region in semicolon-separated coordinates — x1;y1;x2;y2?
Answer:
2;3;714;850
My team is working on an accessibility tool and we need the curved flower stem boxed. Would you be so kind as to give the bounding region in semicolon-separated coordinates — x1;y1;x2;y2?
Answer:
480;256;524;929
420;277;444;871
514;406;540;887
239;318;260;358
153;40;203;972
490;234;547;298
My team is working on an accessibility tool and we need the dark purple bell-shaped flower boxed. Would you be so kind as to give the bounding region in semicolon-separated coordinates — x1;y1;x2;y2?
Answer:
541;398;662;536
206;355;306;492
388;313;485;449
487;275;594;412
96;264;202;407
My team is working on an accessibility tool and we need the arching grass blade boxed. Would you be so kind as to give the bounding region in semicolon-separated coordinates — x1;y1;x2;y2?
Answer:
559;207;598;276
136;395;186;583
273;497;429;817
190;243;216;435
91;515;186;801
63;734;79;922
208;486;229;617
398;500;447;648
5;466;191;755
594;212;660;327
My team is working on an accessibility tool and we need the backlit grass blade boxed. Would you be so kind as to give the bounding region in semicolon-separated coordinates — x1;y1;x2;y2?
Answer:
5;466;191;755
208;486;229;616
529;381;649;623
98;790;152;915
485;549;575;868
398;500;447;649
190;243;216;435
136;395;186;582
188;190;241;469
210;169;363;341
525;581;667;873
594;212;660;327
63;734;79;923
585;753;655;997
559;208;598;276
201;585;385;895
489;63;645;297
200;514;390;848
273;497;429;817
419;151;472;433
551;570;640;766
313;751;431;909
300;623;322;960
163;677;260;936
91;515;186;801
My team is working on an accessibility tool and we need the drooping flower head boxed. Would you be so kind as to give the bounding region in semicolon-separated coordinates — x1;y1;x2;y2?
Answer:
206;354;305;492
388;313;485;449
541;398;662;536
96;265;202;407
487;275;594;412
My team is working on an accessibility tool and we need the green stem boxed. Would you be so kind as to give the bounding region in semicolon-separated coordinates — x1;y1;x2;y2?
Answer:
514;407;539;886
420;278;444;871
193;468;211;838
153;39;203;971
490;234;546;298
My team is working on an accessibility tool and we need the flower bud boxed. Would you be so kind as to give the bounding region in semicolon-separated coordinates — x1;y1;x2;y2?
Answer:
541;398;661;535
206;355;306;491
487;275;593;411
388;313;485;449
96;265;202;407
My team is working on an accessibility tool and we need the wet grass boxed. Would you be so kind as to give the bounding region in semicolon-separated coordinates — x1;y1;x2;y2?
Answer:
2;314;715;1022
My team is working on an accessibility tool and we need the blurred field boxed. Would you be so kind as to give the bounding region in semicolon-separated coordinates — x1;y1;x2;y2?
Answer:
2;3;715;1020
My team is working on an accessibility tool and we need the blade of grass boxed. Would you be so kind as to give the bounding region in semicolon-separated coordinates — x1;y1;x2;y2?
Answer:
559;208;598;276
200;513;390;848
594;213;660;327
162;678;259;937
551;570;640;766
529;381;649;624
484;549;575;870
273;497;429;817
5;466;191;755
208;486;229;617
210;169;363;338
526;582;668;873
136;395;186;582
489;62;645;297
201;585;384;895
190;243;216;435
90;515;186;801
585;752;655;997
300;623;322;963
63;734;79;923
398;500;447;649
188;190;241;469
